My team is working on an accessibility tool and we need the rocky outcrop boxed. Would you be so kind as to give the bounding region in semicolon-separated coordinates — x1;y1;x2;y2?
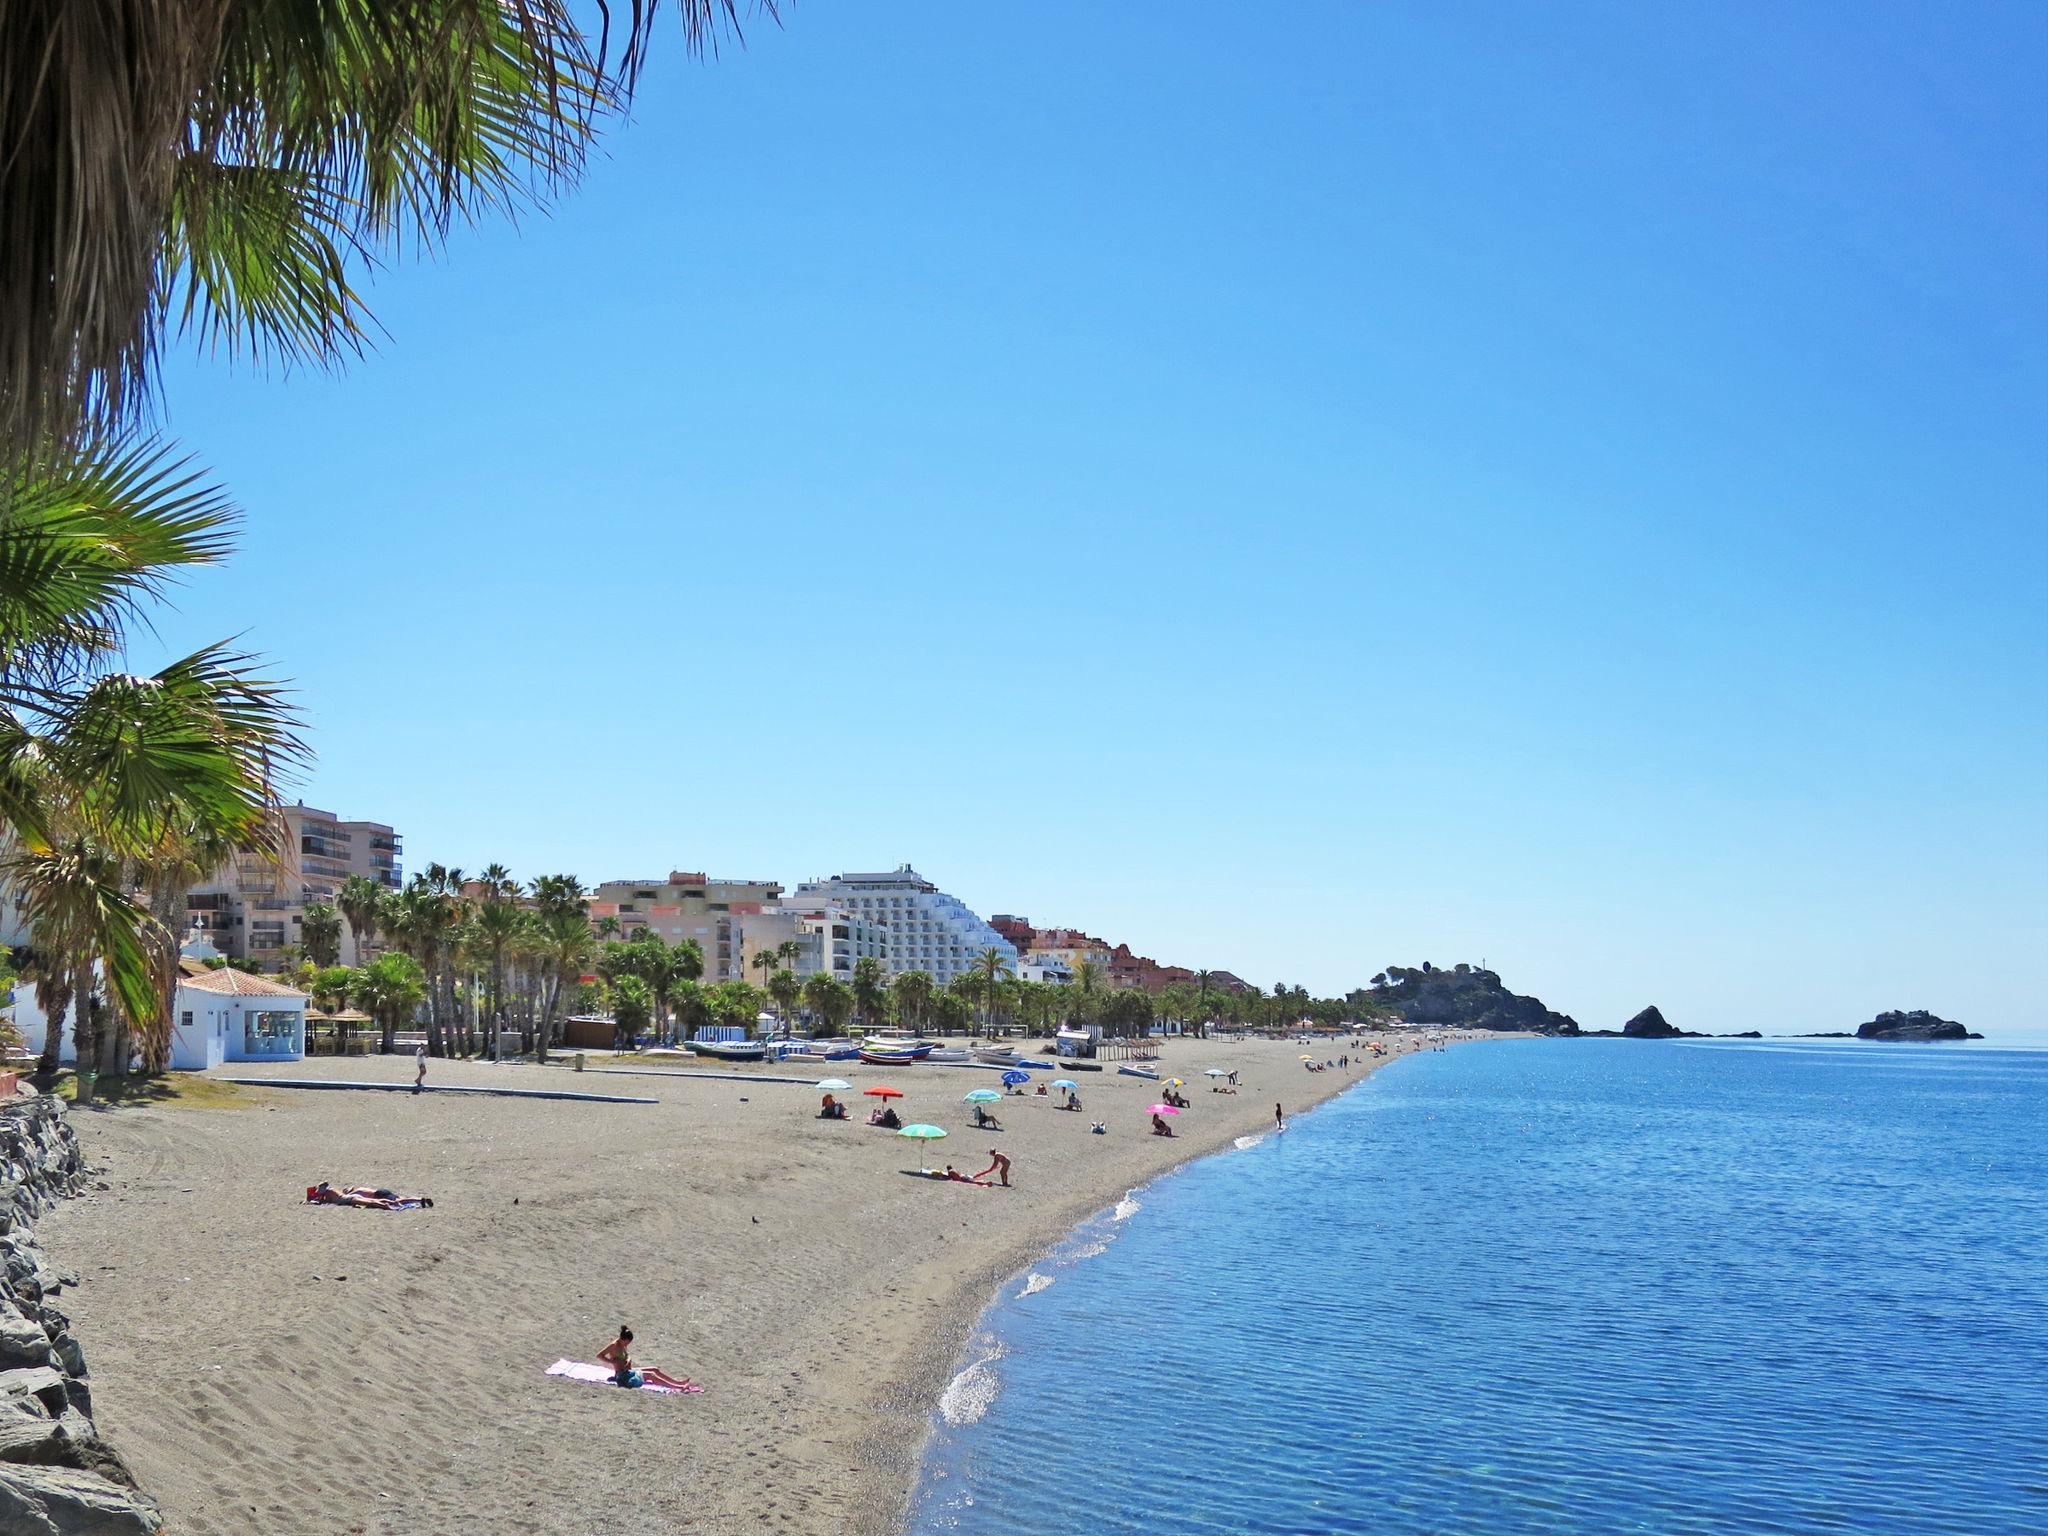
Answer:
1855;1010;1979;1042
1368;965;1580;1035
0;1093;160;1533
1621;1006;1681;1038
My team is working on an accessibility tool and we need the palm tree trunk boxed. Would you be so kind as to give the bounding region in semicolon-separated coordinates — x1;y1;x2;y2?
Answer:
69;965;99;1104
34;994;68;1084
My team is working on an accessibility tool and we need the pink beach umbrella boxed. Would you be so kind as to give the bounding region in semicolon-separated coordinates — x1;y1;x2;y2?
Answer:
1146;1103;1183;1115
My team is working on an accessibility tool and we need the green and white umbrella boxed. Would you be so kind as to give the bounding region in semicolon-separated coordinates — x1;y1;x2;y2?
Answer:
817;1078;854;1092
963;1089;1003;1103
897;1123;948;1140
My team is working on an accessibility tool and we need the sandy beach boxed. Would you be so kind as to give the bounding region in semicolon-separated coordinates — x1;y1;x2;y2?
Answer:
36;1033;1473;1535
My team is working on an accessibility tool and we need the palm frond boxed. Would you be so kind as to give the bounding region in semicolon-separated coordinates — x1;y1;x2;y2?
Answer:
0;434;237;673
2;838;164;1038
2;0;777;452
44;643;306;855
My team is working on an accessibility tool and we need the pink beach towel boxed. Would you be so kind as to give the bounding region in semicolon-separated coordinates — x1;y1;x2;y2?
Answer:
545;1359;703;1395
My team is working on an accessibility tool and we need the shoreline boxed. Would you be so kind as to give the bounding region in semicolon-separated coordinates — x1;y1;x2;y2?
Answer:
853;1030;1504;1536
38;1030;1502;1536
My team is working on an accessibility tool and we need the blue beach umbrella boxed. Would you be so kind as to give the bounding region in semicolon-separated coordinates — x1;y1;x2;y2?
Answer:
1001;1070;1030;1086
963;1089;1003;1103
1051;1078;1078;1090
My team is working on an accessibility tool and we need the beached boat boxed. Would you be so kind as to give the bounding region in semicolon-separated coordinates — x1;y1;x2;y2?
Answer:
925;1046;971;1064
1117;1063;1160;1080
859;1030;935;1064
688;1038;769;1063
858;1046;928;1066
973;1046;1023;1066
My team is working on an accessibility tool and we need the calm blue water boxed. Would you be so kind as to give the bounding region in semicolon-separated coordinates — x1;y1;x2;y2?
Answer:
908;1039;2048;1536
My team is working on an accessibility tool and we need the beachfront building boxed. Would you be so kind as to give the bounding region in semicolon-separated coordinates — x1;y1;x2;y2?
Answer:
736;902;886;985
1017;957;1074;985
11;958;309;1070
588;871;783;983
184;802;402;969
788;866;1015;985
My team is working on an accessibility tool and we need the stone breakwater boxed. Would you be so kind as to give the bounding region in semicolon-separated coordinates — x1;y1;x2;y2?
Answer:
0;1092;161;1534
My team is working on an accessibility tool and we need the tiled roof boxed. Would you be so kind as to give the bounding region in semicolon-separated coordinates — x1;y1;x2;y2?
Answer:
178;967;308;999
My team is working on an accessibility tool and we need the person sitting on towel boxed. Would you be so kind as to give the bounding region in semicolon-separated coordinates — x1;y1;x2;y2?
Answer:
598;1326;642;1389
819;1093;846;1120
870;1105;902;1129
1151;1113;1175;1137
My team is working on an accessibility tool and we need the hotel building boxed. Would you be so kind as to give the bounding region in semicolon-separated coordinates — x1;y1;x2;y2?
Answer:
788;866;1016;985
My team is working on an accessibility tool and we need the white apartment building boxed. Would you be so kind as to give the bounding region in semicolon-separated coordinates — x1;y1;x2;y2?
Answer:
788;866;1016;985
736;903;887;985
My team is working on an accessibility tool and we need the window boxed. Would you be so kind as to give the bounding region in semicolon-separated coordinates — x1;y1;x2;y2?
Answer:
180;1011;193;1029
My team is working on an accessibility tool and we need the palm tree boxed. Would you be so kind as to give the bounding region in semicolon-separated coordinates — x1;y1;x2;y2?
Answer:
974;947;1014;1037
777;939;803;974
610;974;653;1050
336;874;385;966
352;952;427;1056
767;968;802;1029
751;948;778;990
622;932;677;1044
890;969;934;1033
851;956;887;1031
1070;957;1103;1023
534;907;593;1063
0;450;304;1065
472;895;523;1061
7;840;161;1102
595;914;621;942
300;903;343;969
802;974;853;1036
1191;969;1216;1038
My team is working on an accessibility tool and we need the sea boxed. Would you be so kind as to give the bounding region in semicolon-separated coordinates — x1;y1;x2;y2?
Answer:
907;1036;2048;1536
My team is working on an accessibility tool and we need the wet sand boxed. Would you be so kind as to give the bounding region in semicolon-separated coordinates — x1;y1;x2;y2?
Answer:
38;1033;1475;1535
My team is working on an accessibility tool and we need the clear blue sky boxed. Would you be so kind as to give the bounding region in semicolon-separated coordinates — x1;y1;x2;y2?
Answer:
142;1;2046;1033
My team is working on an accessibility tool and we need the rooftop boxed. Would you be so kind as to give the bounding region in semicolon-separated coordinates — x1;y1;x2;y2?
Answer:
177;961;308;999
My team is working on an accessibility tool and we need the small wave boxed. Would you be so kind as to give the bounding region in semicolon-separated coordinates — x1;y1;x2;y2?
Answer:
1068;1238;1109;1260
1112;1193;1142;1221
1016;1273;1055;1298
1234;1132;1267;1151
938;1341;1006;1427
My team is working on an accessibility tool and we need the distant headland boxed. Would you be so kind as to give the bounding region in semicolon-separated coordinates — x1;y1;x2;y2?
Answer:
1355;970;1978;1044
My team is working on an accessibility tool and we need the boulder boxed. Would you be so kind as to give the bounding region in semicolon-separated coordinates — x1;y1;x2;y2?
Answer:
1622;1006;1682;1039
0;1464;162;1534
1855;1010;1979;1042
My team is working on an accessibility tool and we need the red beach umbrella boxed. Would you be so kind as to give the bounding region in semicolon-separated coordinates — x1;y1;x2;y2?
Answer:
864;1086;904;1099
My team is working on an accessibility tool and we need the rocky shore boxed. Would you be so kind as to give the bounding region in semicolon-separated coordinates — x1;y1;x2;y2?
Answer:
0;1092;159;1534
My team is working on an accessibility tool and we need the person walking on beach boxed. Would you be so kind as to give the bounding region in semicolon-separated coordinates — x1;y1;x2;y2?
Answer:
1275;1102;1285;1131
413;1045;427;1094
977;1149;1012;1187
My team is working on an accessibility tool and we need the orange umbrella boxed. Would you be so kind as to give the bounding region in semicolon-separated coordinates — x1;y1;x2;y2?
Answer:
863;1086;904;1099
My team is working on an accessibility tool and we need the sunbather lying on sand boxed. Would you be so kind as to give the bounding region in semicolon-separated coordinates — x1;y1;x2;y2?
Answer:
307;1182;433;1210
